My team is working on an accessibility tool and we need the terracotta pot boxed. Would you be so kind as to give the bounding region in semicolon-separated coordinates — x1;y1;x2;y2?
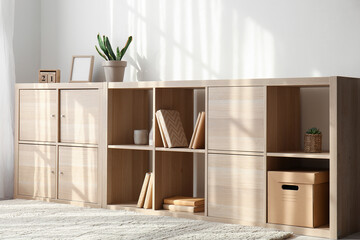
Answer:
304;134;322;153
102;61;127;82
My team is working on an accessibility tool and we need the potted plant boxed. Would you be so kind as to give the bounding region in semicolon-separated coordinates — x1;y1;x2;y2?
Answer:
304;127;322;153
95;34;132;82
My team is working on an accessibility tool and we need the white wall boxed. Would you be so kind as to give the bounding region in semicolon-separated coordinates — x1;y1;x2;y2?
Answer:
14;0;41;83
111;0;360;82
15;0;360;82
40;0;111;82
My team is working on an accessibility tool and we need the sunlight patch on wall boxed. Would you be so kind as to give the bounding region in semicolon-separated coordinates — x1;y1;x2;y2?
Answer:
312;69;322;77
242;17;275;78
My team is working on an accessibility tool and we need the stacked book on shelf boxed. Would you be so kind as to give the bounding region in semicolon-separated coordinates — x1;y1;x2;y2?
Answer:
163;196;205;213
189;111;205;149
156;110;188;148
137;172;154;209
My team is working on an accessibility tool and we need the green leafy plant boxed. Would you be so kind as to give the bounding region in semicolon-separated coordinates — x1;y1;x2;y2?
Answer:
95;34;132;61
306;127;322;135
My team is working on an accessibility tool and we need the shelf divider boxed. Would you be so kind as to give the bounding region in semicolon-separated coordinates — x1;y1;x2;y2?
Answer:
267;151;330;159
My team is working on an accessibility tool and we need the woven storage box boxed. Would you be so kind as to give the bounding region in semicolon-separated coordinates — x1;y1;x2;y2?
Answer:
304;134;322;153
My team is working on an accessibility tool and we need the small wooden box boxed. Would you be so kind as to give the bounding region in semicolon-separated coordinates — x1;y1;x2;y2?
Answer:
38;70;60;83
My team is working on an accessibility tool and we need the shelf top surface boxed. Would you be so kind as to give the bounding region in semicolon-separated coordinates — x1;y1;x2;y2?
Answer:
267;151;330;159
108;144;153;151
15;76;356;90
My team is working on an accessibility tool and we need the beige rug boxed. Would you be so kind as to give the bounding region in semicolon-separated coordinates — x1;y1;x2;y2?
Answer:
0;199;292;240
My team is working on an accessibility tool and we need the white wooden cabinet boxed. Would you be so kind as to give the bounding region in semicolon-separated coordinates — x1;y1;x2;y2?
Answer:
60;90;99;144
58;146;98;203
16;84;102;207
208;87;265;152
19;90;57;142
208;153;265;223
18;144;56;198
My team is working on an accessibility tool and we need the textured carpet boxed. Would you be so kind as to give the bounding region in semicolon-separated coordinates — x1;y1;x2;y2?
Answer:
0;199;292;240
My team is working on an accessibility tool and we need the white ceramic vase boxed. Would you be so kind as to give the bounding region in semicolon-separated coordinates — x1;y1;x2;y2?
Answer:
102;61;127;82
134;130;148;145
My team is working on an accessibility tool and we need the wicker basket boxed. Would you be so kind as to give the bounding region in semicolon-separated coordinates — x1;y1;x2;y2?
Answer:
304;134;322;153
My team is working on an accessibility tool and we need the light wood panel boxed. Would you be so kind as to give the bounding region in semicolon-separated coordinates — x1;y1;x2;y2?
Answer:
58;146;98;203
18;144;56;198
107;149;150;204
208;154;265;223
154;151;193;210
208;87;265;152
60;90;99;144
335;77;360;238
108;89;151;145
267;86;301;152
19;90;57;142
267;151;330;159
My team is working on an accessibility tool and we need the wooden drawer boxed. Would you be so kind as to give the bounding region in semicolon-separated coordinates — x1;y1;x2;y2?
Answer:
58;146;98;203
208;154;265;223
208;87;265;152
60;89;99;144
19;90;57;142
18;144;56;198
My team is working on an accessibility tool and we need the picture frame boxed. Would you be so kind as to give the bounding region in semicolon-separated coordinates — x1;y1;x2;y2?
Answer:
69;55;94;82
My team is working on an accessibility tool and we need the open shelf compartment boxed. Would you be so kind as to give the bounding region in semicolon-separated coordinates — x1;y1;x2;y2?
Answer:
154;88;205;151
267;86;330;156
154;151;205;216
107;149;152;206
108;88;153;148
266;156;330;231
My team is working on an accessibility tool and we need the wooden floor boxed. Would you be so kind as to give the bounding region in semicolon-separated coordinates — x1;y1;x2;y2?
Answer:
292;232;360;240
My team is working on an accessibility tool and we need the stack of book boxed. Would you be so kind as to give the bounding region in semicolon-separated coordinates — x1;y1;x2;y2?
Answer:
189;111;205;149
163;196;205;213
156;110;188;148
137;172;154;209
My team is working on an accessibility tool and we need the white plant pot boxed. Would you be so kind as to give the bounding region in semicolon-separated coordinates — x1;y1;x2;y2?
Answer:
102;61;127;82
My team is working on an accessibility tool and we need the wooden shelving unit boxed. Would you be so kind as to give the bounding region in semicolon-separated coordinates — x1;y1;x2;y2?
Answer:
14;77;360;239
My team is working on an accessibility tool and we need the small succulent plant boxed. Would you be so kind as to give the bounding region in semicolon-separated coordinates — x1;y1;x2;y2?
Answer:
95;34;132;61
306;127;322;135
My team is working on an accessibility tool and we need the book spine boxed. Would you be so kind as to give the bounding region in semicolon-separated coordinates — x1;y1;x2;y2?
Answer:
163;204;204;213
192;112;205;149
137;172;151;208
189;112;201;148
156;111;168;147
143;173;154;209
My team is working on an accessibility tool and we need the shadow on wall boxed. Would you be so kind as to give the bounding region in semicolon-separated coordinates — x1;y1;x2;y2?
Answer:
110;0;360;82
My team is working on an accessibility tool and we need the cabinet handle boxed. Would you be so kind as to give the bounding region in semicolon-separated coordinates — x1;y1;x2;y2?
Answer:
61;115;65;118
60;172;64;175
51;170;55;174
51;114;56;118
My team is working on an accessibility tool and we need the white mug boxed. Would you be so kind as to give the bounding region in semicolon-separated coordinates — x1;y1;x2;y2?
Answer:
134;130;148;145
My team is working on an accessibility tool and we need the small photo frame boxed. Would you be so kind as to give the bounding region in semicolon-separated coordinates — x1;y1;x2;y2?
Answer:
70;55;94;82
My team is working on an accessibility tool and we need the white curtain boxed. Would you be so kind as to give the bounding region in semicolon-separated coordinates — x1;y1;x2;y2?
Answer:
0;0;15;199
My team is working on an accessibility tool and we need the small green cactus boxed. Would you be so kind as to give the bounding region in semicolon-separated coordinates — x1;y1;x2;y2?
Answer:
95;34;132;61
306;127;322;135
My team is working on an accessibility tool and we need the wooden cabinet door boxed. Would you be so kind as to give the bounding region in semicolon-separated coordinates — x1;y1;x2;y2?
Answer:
18;144;56;198
208;154;265;223
58;146;98;203
60;90;99;144
19;90;57;142
208;87;265;152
